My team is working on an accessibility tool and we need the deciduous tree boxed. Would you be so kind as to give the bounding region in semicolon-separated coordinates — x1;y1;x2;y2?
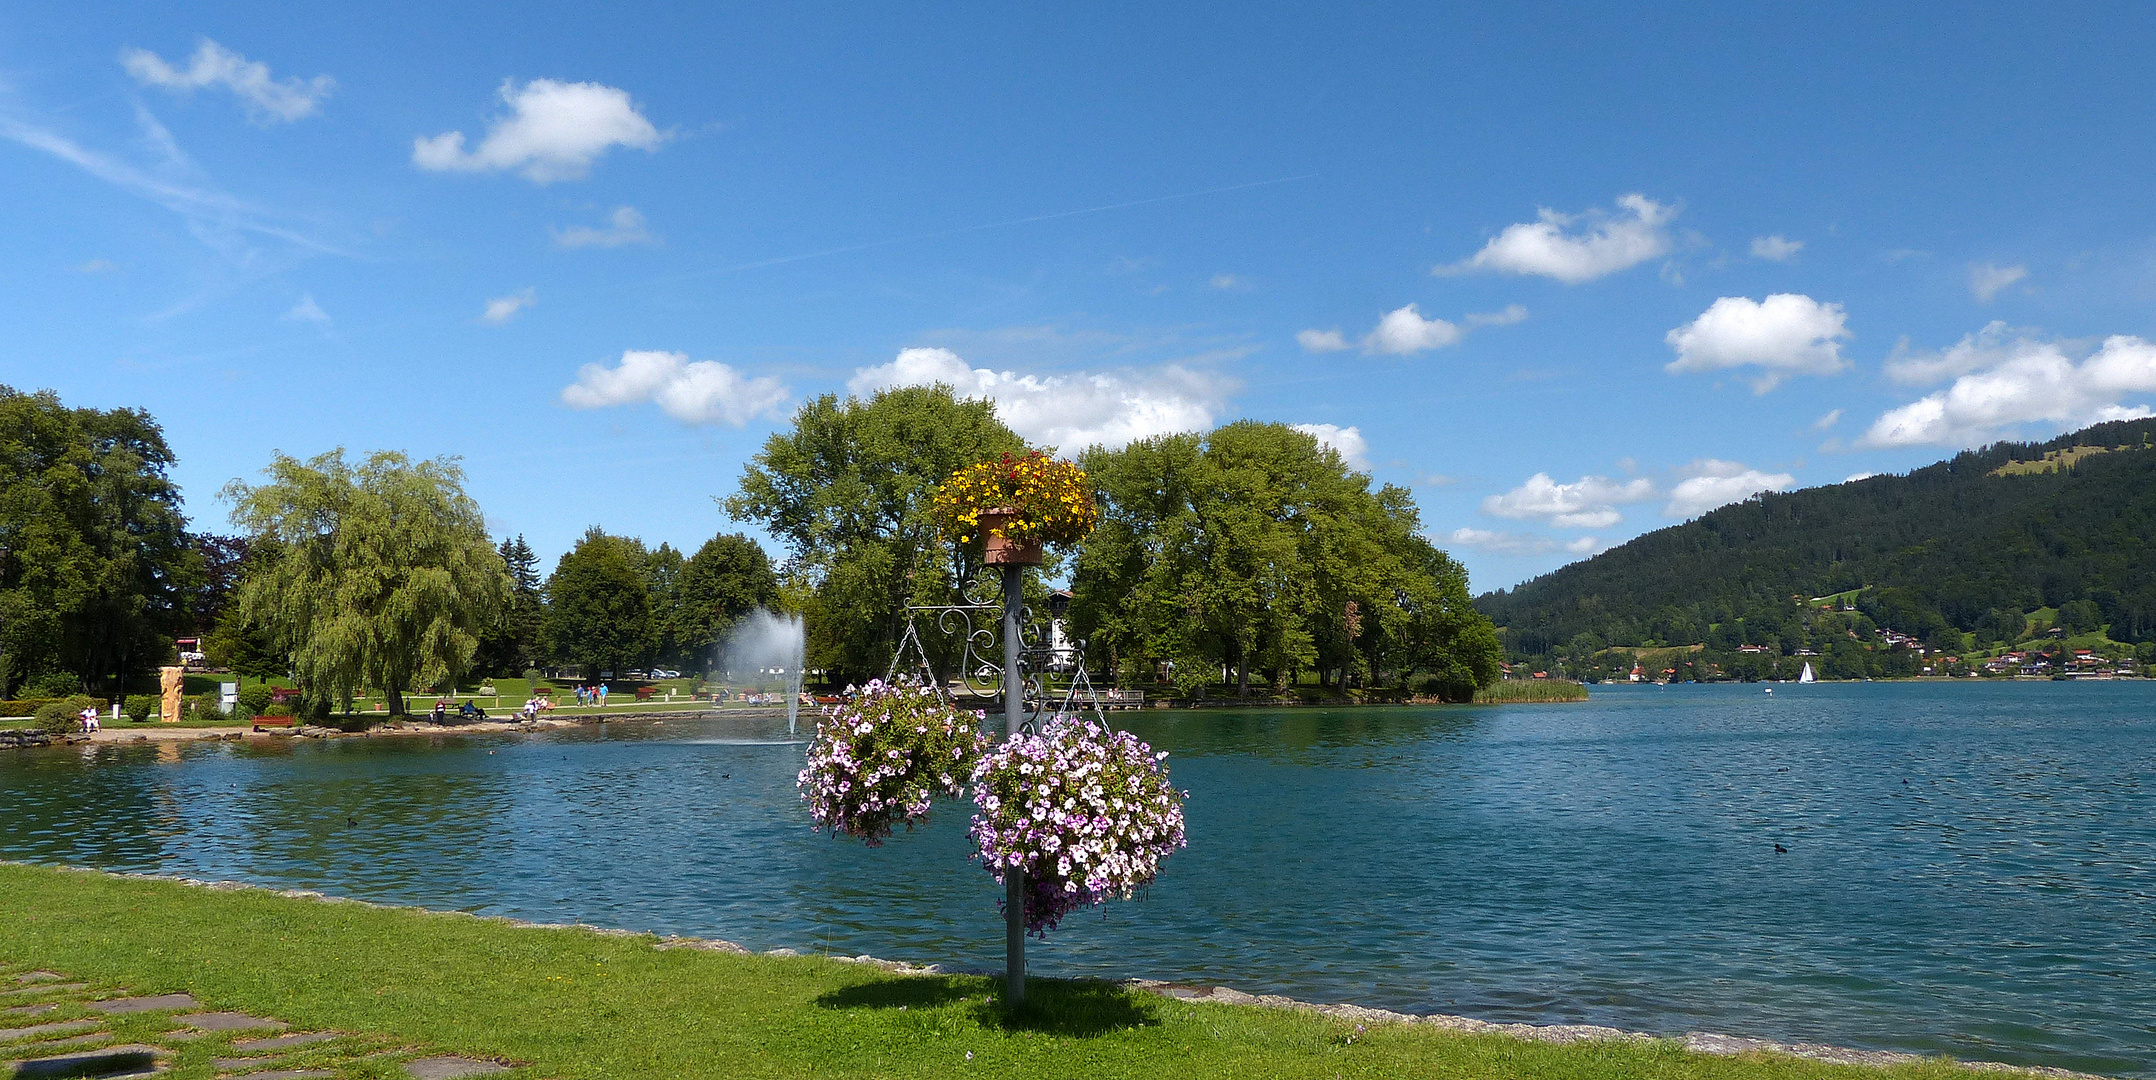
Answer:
224;449;507;715
545;529;653;680
0;387;198;696
669;533;779;673
727;385;1025;683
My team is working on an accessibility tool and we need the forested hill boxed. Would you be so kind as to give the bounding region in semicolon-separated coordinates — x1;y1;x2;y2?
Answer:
1476;419;2156;659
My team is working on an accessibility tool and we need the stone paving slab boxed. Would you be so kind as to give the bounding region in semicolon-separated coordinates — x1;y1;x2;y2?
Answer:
0;1021;99;1042
232;1031;339;1052
0;962;549;1080
179;1012;288;1032
90;993;200;1014
404;1056;510;1078
6;974;59;985
2;1042;163;1078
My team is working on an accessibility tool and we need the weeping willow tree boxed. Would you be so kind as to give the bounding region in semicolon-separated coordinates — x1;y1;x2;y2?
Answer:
223;449;508;716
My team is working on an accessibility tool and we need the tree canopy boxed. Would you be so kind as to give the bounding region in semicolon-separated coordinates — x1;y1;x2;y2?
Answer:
0;386;198;696
668;534;779;670
224;449;507;715
727;385;1026;683
474;535;545;676
1071;421;1500;700
545;528;655;681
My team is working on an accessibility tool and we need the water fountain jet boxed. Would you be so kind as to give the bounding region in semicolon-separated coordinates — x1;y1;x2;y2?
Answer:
720;610;807;735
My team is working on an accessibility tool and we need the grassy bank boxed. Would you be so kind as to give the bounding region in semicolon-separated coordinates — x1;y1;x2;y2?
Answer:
0;863;1981;1080
1474;680;1591;704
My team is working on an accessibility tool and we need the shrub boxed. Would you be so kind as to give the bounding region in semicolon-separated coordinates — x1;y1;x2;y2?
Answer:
236;683;275;715
194;703;228;724
123;695;157;723
33;702;79;735
264;702;296;718
798;681;990;846
24;672;79;698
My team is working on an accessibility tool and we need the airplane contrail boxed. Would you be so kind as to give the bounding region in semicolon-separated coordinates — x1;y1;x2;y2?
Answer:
678;174;1317;278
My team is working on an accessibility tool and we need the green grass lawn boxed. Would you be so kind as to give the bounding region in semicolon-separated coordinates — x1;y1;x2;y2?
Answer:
0;863;1989;1080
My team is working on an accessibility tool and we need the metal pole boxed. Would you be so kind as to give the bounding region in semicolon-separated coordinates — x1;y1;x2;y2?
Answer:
1001;563;1026;1006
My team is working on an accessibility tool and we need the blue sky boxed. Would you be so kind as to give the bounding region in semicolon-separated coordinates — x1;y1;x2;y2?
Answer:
7;2;2156;591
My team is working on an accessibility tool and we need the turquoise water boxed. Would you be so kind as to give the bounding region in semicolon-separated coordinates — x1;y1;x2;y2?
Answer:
2;683;2151;1075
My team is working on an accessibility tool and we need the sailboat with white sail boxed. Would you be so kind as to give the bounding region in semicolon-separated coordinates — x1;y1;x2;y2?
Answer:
1798;662;1816;683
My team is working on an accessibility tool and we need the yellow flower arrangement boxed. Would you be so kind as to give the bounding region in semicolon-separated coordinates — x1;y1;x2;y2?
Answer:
932;451;1099;547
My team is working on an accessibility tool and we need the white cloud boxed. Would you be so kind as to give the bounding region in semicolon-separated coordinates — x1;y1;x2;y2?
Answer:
1483;473;1656;529
1861;324;2156;447
1209;273;1246;290
1969;262;2028;303
1844;472;1878;483
1365;304;1463;354
0;114;335;255
1664;293;1852;392
1751;235;1803;261
1299;302;1522;356
1290;423;1370;470
1296;328;1353;353
1442;194;1677;283
1813;408;1842;430
481;288;535;324
414;79;663;183
1465;303;1529;327
283;294;329;324
121;39;333;123
848;347;1235;452
1663;459;1795;519
1446;528;1600;556
561;350;790;427
1884;325;2009;385
74;259;120;274
554;205;656;248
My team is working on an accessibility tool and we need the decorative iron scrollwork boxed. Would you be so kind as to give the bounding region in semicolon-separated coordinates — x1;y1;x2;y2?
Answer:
887;592;1106;731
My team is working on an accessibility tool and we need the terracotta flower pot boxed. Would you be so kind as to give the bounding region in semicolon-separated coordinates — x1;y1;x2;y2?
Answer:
979;507;1044;566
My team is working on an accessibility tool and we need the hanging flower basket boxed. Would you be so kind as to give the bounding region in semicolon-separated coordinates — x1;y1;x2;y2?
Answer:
968;716;1188;935
933;452;1098;565
798;681;991;846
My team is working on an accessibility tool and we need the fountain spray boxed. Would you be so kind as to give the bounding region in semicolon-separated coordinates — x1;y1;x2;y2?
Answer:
721;610;807;736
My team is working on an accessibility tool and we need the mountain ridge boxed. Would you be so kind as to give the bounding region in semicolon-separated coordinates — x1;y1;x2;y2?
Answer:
1475;419;2156;664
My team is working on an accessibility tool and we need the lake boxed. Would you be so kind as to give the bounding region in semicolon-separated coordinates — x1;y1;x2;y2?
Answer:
2;682;2151;1076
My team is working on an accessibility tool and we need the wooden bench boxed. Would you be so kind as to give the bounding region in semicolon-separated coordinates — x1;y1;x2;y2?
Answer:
251;716;295;731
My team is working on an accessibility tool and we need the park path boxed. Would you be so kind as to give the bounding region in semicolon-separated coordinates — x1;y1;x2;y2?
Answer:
1;961;522;1079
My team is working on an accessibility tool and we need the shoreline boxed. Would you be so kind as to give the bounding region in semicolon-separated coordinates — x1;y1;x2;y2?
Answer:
13;863;2108;1080
14;707;801;747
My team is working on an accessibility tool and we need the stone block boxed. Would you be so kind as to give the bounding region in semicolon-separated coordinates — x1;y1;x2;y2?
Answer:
89;994;200;1014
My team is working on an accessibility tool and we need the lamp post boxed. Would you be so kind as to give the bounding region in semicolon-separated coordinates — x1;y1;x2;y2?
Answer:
979;506;1041;1006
